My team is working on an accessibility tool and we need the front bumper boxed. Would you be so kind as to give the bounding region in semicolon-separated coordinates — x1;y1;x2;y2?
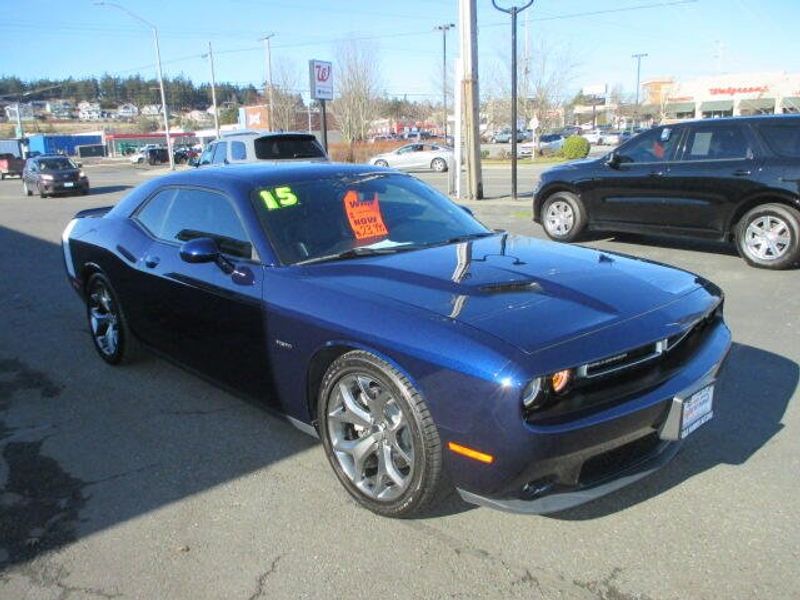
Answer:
453;320;731;514
41;179;89;194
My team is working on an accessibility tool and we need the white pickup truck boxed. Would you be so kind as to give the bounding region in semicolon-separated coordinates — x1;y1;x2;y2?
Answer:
193;131;329;167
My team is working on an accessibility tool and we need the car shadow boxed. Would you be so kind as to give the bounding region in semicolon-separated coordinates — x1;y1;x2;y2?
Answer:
0;225;475;569
548;342;797;520
609;232;741;258
89;185;132;195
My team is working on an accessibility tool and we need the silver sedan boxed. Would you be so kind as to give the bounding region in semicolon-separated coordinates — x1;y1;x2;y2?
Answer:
369;143;453;172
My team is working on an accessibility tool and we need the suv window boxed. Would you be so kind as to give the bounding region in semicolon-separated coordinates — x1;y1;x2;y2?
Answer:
682;125;750;160
617;128;679;163
198;144;214;165
212;142;228;164
253;135;325;160
757;124;800;158
231;140;247;161
136;187;252;258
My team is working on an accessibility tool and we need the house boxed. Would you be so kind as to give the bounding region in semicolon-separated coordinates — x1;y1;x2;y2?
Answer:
78;101;102;121
140;104;162;117
46;100;74;119
115;103;139;119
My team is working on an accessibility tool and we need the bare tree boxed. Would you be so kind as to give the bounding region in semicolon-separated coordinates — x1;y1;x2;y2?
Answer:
270;58;303;131
332;40;382;144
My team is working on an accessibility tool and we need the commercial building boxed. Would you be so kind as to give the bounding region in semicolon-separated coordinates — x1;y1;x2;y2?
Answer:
643;72;800;122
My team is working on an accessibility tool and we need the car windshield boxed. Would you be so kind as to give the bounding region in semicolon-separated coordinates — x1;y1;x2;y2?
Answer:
38;158;76;171
251;172;493;265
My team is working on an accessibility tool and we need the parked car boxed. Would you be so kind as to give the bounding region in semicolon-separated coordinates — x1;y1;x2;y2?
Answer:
173;146;198;164
537;133;565;155
582;130;605;145
600;131;626;146
533;114;800;269
62;162;730;517
369;143;452;172
492;128;526;144
0;152;25;179
22;155;89;197
194;131;328;167
130;147;169;165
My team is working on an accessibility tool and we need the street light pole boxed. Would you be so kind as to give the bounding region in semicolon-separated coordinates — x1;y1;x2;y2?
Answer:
435;23;454;140
259;34;276;131
95;2;174;169
492;0;535;201
202;42;221;139
632;53;648;128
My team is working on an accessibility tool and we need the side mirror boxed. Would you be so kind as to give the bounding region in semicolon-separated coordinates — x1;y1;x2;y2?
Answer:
180;237;218;264
606;151;621;169
76;162;83;167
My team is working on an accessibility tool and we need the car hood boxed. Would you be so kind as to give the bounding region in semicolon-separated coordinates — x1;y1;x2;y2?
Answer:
303;234;705;354
545;157;600;171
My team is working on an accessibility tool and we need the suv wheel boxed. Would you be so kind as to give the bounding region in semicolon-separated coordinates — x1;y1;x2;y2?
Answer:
541;191;587;242
737;203;800;269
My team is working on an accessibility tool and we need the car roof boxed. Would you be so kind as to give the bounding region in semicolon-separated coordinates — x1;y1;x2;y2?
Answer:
669;114;800;126
219;130;317;140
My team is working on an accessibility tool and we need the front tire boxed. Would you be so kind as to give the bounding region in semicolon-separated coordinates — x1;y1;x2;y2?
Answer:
541;191;587;242
318;351;445;518
23;181;32;196
85;273;140;365
431;157;448;173
736;203;800;269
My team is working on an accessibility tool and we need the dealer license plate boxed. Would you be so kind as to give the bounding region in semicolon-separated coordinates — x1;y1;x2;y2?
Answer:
681;385;714;438
63;182;74;188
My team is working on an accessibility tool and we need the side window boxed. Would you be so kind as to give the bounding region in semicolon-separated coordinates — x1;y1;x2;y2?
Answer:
231;141;247;161
212;141;228;164
135;188;178;239
683;125;750;161
396;145;414;155
160;188;251;258
198;144;214;165
617;128;678;164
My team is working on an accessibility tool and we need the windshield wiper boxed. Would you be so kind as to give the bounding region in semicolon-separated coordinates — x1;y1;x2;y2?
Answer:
295;245;419;266
438;231;497;245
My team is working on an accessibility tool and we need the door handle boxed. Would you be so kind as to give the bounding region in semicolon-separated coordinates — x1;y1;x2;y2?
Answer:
144;256;160;268
732;169;751;176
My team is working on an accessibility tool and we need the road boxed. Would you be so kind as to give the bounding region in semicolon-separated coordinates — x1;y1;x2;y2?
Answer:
1;163;798;599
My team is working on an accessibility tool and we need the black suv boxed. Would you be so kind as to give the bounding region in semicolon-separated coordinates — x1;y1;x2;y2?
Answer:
22;155;89;198
533;115;800;269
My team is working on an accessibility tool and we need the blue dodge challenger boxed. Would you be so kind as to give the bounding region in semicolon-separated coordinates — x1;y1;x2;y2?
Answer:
62;163;731;517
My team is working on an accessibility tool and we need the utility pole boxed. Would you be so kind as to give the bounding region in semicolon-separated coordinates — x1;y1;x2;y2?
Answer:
259;34;275;131
435;23;454;140
14;102;23;139
203;42;220;139
95;2;174;169
492;0;535;201
459;0;483;200
632;53;648;128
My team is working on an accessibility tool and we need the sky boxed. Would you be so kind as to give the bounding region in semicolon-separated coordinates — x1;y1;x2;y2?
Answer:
1;0;799;103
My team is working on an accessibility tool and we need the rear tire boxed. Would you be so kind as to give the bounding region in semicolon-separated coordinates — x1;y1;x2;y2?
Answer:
431;157;448;173
736;203;800;269
374;159;389;168
318;351;445;518
85;273;141;365
541;191;587;242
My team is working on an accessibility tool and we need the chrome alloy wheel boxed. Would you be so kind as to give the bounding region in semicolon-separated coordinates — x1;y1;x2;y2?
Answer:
88;283;120;357
326;373;414;501
744;215;792;261
544;200;575;237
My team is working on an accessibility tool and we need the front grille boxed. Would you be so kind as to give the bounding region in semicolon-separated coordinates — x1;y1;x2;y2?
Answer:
526;307;721;426
579;433;661;486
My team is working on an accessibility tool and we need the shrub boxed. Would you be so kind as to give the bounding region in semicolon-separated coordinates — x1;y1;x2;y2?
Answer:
480;149;489;159
560;135;590;159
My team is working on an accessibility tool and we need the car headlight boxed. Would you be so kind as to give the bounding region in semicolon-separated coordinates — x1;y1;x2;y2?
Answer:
40;174;54;180
521;368;574;411
79;171;86;177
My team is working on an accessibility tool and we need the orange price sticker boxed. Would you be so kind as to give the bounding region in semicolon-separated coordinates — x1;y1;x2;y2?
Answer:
343;190;389;241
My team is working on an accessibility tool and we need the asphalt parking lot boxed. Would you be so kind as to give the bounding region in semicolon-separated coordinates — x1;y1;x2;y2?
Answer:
1;163;798;599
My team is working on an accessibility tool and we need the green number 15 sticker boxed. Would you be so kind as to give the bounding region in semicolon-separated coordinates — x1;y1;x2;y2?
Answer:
260;186;298;210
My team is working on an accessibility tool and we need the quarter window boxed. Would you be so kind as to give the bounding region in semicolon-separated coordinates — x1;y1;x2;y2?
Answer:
683;125;750;160
136;187;252;259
